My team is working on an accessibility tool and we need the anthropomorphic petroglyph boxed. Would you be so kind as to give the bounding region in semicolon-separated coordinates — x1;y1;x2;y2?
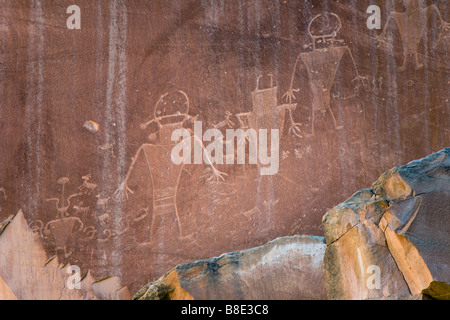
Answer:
40;177;84;258
29;177;106;259
236;74;300;139
284;13;368;136
114;90;227;244
46;177;81;219
377;0;450;71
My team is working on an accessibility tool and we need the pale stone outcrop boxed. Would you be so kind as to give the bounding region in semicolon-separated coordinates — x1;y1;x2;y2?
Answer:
322;148;450;300
134;235;327;300
0;275;17;300
0;210;130;300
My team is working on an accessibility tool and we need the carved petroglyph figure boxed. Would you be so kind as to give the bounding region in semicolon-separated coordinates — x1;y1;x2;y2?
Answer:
29;177;110;258
46;177;81;219
38;177;84;258
284;13;368;136
96;194;111;208
73;201;90;218
114;90;227;244
377;0;450;71
237;74;299;139
78;174;98;195
232;75;289;221
213;110;235;130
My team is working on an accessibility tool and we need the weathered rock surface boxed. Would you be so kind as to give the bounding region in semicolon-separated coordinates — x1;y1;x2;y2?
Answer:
134;235;327;300
0;275;17;300
0;210;130;300
1;1;448;292
322;148;450;300
422;281;450;300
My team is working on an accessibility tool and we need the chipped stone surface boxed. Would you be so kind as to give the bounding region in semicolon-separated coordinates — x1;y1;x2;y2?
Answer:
323;148;450;300
134;235;327;300
0;210;129;300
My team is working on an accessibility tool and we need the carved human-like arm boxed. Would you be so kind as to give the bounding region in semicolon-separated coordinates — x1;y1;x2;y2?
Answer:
280;52;303;138
114;145;145;202
428;4;449;28
193;135;228;183
286;106;303;138
282;53;302;104
427;5;449;28
234;112;255;146
346;48;370;94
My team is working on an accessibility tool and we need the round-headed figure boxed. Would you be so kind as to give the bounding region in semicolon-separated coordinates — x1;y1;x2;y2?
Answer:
141;90;191;144
114;90;226;244
308;12;344;50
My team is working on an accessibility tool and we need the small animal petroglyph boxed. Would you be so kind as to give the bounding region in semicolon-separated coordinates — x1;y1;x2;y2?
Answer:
73;202;90;217
78;174;97;195
96;194;111;208
213;111;235;129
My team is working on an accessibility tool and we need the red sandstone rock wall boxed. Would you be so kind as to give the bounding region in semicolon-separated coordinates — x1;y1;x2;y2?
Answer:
0;0;448;295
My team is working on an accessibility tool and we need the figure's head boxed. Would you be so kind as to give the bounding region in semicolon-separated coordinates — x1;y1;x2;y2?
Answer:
308;13;342;38
140;90;190;133
153;90;190;127
307;13;343;49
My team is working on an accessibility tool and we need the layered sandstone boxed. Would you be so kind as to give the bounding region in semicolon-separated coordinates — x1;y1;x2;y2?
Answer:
134;235;327;300
134;148;449;300
323;148;450;299
0;210;130;300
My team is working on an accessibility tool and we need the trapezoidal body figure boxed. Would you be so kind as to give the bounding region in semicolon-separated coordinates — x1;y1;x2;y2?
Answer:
236;74;299;145
32;177;84;259
284;13;368;136
114;90;226;245
377;0;450;71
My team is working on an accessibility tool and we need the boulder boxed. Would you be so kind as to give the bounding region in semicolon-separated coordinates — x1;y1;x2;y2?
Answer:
322;148;450;300
0;210;130;300
0;275;17;300
134;235;327;300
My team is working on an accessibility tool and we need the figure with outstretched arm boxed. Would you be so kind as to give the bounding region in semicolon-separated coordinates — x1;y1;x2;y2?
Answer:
282;57;303;138
113;91;226;244
113;134;227;202
283;13;369;136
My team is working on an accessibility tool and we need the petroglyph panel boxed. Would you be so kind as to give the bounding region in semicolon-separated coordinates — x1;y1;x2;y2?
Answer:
0;0;448;296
